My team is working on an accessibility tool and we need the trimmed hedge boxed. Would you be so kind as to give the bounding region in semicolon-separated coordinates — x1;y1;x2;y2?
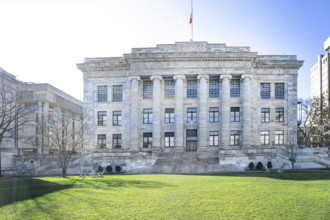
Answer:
115;166;121;173
256;162;263;170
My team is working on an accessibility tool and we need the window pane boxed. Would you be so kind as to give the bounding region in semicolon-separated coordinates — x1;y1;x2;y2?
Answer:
275;83;284;99
97;86;108;102
260;83;270;99
113;85;123;102
209;79;219;98
164;80;175;99
143;81;153;99
230;79;240;98
187;79;197;98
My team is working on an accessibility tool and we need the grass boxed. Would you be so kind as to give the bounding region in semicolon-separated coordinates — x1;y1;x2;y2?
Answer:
0;172;329;219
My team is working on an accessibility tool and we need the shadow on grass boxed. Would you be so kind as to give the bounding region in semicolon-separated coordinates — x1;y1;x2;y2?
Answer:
71;177;174;189
0;179;73;208
198;171;330;181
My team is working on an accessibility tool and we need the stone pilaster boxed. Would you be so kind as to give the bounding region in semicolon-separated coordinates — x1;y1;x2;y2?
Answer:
173;75;186;151
129;76;140;151
241;75;252;148
287;73;298;144
197;74;209;148
150;75;163;150
220;75;232;148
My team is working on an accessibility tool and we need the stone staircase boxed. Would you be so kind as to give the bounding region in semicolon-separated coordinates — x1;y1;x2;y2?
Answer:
130;151;240;174
313;155;330;168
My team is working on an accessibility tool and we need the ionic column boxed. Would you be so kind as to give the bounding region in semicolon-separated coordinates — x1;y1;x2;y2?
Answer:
150;76;162;150
242;75;253;147
129;76;140;151
220;75;232;148
173;75;186;151
197;74;209;148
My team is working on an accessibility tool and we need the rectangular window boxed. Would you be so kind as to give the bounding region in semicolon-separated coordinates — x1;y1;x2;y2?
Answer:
97;111;107;126
97;134;106;149
143;109;153;124
97;86;108;102
275;83;284;99
275;130;284;145
230;107;240;122
230;131;240;146
187;108;197;123
143;133;152;148
164;80;175;99
275;108;284;122
113;134;122;149
187;79;197;99
165;108;175;123
260;131;270;145
230;79;240;98
261;108;270;123
260;83;270;99
186;129;197;151
113;111;122;126
143;80;153;99
209;107;219;123
165;132;175;147
209;79;219;98
209;131;219;146
112;85;123;102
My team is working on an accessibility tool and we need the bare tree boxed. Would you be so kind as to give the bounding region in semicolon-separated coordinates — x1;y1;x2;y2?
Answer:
0;73;35;177
38;110;83;177
287;132;300;171
297;98;311;147
309;95;330;146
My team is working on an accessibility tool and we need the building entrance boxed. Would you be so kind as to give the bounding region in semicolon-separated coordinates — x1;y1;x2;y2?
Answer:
186;129;197;151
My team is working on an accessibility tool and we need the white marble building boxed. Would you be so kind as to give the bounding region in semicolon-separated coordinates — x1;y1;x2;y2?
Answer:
75;41;327;173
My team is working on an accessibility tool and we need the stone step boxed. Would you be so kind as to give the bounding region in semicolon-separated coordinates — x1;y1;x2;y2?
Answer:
129;164;240;174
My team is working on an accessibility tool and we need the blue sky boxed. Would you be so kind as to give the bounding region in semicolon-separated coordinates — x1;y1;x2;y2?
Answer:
0;0;329;100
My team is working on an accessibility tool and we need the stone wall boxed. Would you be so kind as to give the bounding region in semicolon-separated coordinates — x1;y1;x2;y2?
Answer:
10;146;329;176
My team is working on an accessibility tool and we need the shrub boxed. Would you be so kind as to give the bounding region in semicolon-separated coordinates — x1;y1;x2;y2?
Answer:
248;162;254;170
267;161;273;169
256;162;263;170
98;165;103;172
115;166;121;173
106;165;112;173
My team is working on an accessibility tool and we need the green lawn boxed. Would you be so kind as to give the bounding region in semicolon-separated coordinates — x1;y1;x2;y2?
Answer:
0;172;329;219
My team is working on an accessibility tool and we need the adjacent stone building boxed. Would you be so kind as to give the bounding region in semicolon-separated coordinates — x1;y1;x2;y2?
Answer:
0;71;83;175
311;37;330;101
17;83;83;155
0;68;21;173
75;41;328;173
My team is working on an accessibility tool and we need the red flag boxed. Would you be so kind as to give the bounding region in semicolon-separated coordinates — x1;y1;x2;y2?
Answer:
189;14;192;24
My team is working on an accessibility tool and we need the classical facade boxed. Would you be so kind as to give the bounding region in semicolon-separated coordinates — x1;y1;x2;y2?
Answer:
74;41;329;173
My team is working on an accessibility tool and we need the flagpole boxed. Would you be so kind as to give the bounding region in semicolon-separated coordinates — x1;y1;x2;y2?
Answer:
191;0;193;42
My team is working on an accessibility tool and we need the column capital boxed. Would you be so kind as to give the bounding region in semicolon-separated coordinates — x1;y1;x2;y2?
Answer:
197;74;209;80
241;75;253;81
220;74;232;80
173;75;186;81
128;76;141;81
150;75;163;81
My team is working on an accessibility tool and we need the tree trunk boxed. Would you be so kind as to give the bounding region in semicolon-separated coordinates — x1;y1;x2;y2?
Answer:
291;161;295;171
62;166;67;178
0;148;2;178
